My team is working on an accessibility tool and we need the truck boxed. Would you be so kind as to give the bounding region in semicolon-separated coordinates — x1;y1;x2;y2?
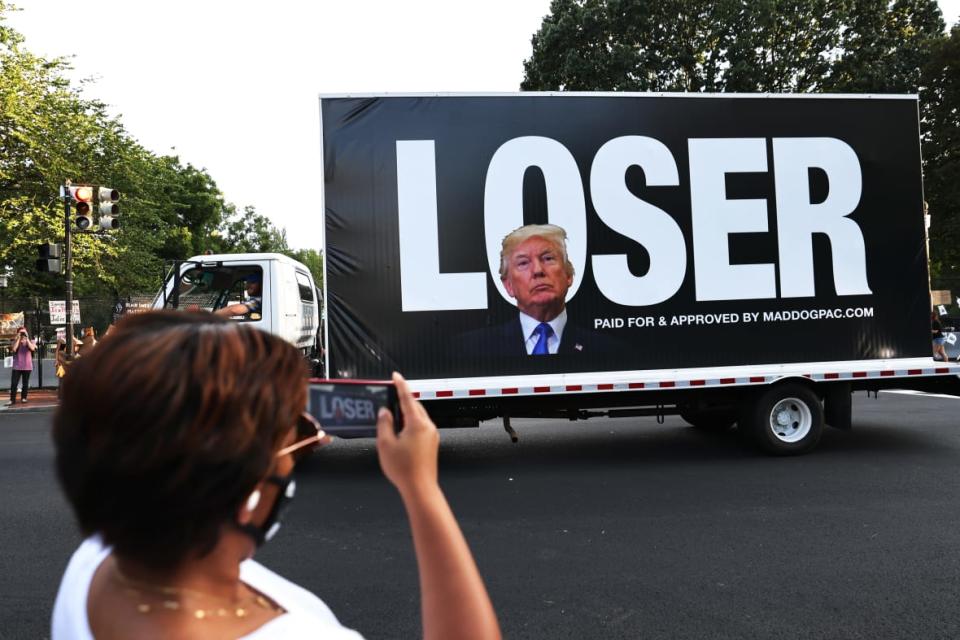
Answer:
153;252;323;362
159;93;960;455
312;92;960;455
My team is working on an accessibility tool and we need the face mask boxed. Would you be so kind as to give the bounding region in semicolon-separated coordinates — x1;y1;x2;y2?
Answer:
238;472;296;547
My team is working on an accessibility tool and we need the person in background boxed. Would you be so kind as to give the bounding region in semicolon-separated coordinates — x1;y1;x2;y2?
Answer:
55;338;68;399
51;311;500;640
932;310;949;362
76;326;97;357
8;326;36;406
216;273;263;320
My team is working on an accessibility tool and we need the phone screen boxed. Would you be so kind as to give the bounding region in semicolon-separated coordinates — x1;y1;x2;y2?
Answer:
307;380;401;438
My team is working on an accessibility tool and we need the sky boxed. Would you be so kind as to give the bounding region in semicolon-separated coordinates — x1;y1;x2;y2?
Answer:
6;0;554;250
7;1;960;251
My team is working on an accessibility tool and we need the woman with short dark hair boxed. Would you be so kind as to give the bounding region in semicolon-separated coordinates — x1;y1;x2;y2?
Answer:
52;311;500;639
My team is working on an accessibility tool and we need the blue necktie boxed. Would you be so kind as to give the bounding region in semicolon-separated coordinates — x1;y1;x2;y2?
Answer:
532;322;553;355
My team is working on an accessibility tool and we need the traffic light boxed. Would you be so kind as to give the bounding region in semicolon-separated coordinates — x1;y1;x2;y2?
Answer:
97;187;120;230
36;243;62;273
69;186;93;230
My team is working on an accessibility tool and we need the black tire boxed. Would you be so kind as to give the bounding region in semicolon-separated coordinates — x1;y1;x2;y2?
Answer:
740;383;823;455
680;408;737;432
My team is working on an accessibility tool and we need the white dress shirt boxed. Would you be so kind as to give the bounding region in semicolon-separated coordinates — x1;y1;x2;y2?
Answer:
518;309;567;355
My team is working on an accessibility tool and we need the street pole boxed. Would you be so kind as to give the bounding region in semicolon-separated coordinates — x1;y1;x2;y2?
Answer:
34;296;43;388
61;182;74;360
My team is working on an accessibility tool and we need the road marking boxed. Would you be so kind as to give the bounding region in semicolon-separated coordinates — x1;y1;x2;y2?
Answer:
882;390;960;400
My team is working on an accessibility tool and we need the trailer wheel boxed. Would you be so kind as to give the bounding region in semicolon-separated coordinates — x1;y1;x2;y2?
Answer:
680;408;737;432
742;383;823;455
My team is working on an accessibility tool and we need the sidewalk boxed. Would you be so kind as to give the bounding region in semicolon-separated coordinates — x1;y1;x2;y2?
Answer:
1;359;60;390
1;388;59;413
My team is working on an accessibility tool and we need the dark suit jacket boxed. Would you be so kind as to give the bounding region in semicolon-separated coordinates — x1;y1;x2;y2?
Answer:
457;315;623;358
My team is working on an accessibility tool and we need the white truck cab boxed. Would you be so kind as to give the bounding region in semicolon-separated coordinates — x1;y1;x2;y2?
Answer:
153;253;321;356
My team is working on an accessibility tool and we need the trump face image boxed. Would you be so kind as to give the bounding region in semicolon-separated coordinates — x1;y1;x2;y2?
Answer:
500;225;574;323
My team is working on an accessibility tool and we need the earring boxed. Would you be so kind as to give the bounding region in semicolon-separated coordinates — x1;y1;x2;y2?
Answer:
245;490;261;512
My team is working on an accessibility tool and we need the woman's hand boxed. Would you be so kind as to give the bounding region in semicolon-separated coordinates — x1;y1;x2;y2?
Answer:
376;372;440;498
377;372;502;640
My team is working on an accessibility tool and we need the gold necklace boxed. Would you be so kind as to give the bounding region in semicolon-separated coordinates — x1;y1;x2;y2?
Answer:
112;565;282;620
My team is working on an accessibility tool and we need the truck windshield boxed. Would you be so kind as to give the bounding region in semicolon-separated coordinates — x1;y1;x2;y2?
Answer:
161;265;264;322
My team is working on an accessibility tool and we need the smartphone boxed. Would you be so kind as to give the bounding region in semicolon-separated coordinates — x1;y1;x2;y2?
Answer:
307;379;402;438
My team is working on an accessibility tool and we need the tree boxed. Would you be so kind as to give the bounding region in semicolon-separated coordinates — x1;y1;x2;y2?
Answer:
523;0;944;93
822;0;945;92
921;26;960;282
152;156;228;260
215;205;289;254
0;2;122;298
0;2;291;301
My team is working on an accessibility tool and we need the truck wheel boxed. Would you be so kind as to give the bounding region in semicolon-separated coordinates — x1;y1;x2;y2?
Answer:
680;408;737;432
742;384;823;455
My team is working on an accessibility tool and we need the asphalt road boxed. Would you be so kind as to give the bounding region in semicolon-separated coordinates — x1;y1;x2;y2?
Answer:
2;391;960;639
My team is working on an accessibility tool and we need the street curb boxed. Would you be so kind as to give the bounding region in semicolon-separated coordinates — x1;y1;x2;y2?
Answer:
0;389;60;415
0;404;58;414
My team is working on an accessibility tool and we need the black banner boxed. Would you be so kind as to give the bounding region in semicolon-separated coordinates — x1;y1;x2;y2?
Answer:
321;94;929;380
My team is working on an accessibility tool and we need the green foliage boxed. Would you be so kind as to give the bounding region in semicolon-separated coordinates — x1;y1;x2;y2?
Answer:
214;205;289;255
523;0;945;92
822;0;945;92
0;3;104;297
153;156;228;260
921;26;960;281
0;3;290;300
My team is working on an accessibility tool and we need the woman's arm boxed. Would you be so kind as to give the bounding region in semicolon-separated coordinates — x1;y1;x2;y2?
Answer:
376;373;501;640
398;483;501;640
